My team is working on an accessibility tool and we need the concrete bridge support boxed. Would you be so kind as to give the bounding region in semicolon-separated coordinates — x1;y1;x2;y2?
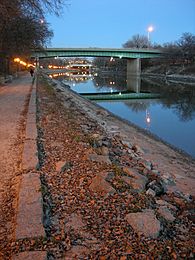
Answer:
127;58;141;76
126;58;141;93
127;76;141;93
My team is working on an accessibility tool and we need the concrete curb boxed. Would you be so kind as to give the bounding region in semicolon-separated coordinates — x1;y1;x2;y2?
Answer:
22;77;39;171
14;76;46;259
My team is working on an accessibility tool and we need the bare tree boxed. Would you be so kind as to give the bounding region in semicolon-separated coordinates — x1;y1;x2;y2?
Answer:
2;15;53;56
123;34;150;49
177;33;195;64
0;0;66;75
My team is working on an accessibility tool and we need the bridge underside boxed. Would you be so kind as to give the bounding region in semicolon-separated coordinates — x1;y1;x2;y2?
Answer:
32;48;162;77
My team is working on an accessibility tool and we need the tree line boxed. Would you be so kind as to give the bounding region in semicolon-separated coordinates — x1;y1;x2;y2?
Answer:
0;0;65;76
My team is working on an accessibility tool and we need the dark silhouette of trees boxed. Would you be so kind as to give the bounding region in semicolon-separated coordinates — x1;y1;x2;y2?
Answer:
123;34;150;49
0;0;66;75
177;33;195;64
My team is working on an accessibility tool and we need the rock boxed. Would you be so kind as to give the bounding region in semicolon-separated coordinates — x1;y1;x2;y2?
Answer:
55;161;66;172
89;172;116;197
146;188;156;197
132;144;144;154
155;199;177;211
125;209;161;238
122;167;148;193
151;169;160;176
121;140;132;149
139;159;152;171
157;206;175;222
64;213;99;246
65;213;85;232
147;180;165;196
65;245;90;259
100;146;109;156
88;154;111;164
161;173;175;186
89;134;104;147
112;147;123;156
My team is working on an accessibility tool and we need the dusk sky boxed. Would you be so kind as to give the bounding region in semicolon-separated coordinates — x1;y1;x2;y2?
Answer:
46;0;195;48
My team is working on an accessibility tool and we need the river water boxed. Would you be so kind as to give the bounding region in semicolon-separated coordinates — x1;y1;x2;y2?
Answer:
52;71;195;158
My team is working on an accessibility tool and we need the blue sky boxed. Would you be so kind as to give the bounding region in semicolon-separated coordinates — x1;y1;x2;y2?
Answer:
46;0;195;48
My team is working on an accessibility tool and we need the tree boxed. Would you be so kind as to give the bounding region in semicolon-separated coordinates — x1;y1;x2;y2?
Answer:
0;0;66;75
123;34;150;49
2;15;53;56
177;33;195;64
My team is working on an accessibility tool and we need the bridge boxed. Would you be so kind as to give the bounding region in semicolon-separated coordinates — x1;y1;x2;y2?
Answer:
31;47;163;76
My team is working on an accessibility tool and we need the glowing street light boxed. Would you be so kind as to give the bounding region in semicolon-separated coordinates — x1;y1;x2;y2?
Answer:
147;26;154;42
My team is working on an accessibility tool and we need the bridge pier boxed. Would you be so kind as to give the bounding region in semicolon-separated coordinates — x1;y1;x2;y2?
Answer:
126;58;141;93
127;76;141;93
127;58;141;76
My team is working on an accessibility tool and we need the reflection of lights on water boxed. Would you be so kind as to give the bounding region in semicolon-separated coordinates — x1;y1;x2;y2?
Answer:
119;92;121;95
110;88;113;93
146;116;151;124
145;110;151;128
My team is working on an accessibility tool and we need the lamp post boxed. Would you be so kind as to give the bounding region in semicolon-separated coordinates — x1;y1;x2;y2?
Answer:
147;26;154;46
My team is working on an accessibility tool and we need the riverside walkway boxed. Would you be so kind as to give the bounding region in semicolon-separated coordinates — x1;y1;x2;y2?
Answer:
0;74;45;259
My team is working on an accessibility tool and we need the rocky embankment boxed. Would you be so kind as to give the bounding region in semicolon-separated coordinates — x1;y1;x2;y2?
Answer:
13;73;194;259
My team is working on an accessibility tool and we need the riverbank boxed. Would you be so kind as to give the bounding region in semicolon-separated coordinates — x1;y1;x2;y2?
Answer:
0;72;193;258
11;72;195;258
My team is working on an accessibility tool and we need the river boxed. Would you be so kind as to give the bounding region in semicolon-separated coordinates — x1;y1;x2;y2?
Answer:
50;71;195;158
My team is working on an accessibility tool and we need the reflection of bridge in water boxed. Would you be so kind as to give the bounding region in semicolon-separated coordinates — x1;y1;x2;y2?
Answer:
81;91;161;101
48;70;160;100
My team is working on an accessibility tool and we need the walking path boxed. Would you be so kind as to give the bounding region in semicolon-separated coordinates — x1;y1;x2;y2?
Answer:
0;74;45;259
0;74;32;255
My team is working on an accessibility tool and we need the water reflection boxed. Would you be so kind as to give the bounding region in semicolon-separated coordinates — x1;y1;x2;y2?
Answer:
49;70;195;157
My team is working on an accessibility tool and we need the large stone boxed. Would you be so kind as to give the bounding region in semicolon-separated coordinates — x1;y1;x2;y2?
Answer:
65;213;85;232
64;245;90;259
88;154;111;164
147;180;165;196
122;167;148;193
89;172;115;197
157;206;175;222
64;213;99;250
55;161;66;172
125;209;161;238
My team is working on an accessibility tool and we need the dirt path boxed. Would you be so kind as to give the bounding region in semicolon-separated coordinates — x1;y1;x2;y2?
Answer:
0;75;32;258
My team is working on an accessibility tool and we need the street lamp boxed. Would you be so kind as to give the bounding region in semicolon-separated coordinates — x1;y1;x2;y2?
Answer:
147;26;154;42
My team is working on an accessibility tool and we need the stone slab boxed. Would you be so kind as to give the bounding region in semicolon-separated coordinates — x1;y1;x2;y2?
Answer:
22;139;38;170
13;251;47;260
89;172;115;197
125;209;161;238
25;121;37;140
15;172;45;239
